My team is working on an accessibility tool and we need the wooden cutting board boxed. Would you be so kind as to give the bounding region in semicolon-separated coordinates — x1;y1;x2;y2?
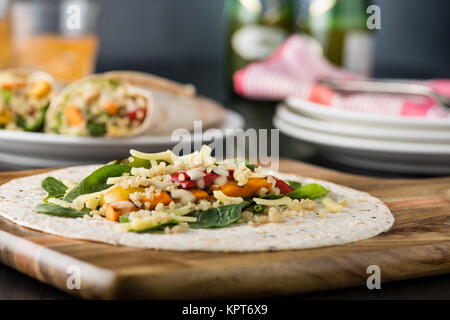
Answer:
0;160;449;299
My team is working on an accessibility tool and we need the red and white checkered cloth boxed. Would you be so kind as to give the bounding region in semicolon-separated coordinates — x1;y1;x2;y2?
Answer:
234;35;450;119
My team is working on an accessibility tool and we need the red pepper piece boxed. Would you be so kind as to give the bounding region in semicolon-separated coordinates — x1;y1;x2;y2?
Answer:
275;179;294;194
127;107;146;120
202;172;219;187
171;171;218;189
171;172;196;188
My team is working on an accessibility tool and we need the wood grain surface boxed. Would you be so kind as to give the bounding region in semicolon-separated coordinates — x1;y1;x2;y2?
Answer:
0;159;449;299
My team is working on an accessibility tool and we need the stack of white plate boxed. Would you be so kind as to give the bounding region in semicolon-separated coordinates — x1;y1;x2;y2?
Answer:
274;96;450;174
0;110;245;170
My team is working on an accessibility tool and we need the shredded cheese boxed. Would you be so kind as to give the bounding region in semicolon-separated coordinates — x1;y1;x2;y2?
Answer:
170;203;195;216
213;190;243;204
130;149;175;163
253;197;292;206
72;185;117;211
322;197;342;213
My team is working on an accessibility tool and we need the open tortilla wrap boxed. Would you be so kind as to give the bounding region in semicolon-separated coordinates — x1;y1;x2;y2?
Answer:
45;71;226;137
0;68;59;132
0;165;394;252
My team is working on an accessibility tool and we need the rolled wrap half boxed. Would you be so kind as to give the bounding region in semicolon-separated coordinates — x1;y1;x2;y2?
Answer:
103;71;226;135
45;74;154;138
0;69;59;132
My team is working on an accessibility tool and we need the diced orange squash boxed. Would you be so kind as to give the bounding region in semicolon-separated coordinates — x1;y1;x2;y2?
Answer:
189;188;213;201
100;186;144;206
141;191;173;209
104;205;120;222
64;105;83;126
2;82;25;90
212;178;272;199
104;101;119;115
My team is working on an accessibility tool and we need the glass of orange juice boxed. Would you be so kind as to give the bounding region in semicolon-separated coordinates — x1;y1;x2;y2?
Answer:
9;0;102;83
0;0;11;69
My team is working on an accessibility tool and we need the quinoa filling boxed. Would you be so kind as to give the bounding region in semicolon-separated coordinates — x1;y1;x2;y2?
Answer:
36;146;344;234
0;72;53;132
49;79;148;137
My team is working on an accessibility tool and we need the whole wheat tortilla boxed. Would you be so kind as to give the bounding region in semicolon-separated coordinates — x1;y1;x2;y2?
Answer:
0;166;394;252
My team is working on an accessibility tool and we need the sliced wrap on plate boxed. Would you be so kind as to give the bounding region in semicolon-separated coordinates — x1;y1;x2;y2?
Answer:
0;146;394;252
45;71;226;137
0;69;58;132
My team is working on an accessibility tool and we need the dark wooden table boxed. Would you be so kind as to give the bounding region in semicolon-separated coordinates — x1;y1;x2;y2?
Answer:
1;63;449;299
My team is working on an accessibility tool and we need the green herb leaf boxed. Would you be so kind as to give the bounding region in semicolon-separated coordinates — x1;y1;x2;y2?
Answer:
41;177;68;201
286;180;302;190
63;164;132;202
119;216;130;223
35;203;90;218
87;121;106;137
188;201;251;229
251;204;265;213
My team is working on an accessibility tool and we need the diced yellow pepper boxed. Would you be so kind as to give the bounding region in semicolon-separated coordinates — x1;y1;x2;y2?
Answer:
0;109;12;124
100;186;144;205
28;80;51;99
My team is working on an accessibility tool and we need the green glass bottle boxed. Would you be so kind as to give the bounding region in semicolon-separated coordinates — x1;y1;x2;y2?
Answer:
225;0;294;85
295;0;374;76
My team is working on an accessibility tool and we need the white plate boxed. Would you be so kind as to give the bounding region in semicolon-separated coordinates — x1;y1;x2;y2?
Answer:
276;104;450;143
286;96;450;131
0;110;245;169
274;116;450;174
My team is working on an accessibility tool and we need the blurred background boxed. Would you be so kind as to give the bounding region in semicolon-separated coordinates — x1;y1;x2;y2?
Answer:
3;0;449;97
1;0;449;176
98;0;450;84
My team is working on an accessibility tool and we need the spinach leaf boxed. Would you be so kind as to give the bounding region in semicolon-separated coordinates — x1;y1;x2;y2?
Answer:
287;183;329;200
87;120;106;137
35;203;90;218
263;183;329;200
188;201;251;229
16;103;49;132
127;156;153;168
112;156;167;169
63;164;131;202
15;116;26;130
286;180;302;190
41;177;67;201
